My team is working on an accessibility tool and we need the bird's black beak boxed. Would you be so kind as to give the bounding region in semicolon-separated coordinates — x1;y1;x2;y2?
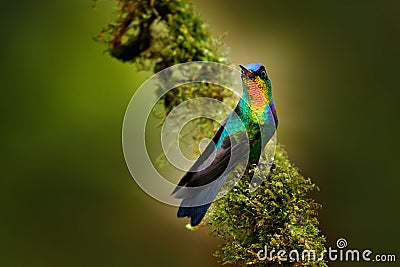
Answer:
239;65;254;79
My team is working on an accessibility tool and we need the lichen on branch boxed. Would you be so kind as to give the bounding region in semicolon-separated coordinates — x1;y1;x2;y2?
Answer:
98;1;327;266
97;0;231;113
209;145;326;266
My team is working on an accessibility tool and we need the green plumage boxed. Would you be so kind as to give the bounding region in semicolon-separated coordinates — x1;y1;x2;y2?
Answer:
173;63;278;227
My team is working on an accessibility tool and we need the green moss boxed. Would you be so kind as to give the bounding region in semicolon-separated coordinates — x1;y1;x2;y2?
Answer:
96;0;231;113
98;1;327;266
208;145;326;266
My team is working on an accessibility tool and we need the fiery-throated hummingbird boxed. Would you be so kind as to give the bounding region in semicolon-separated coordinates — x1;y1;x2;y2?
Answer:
172;63;278;228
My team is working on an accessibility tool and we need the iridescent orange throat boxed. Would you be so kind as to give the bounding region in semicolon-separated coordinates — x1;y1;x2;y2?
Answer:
243;76;272;115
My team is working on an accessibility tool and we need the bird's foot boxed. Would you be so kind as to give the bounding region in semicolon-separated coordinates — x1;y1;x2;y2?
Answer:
270;162;276;170
258;161;276;170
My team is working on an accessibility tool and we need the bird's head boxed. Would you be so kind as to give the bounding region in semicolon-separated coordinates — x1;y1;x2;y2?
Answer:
239;63;273;105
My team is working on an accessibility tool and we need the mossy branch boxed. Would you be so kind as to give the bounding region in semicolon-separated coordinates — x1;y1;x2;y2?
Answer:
97;1;327;266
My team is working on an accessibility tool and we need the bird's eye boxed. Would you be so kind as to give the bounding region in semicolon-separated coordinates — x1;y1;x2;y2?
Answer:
260;69;267;79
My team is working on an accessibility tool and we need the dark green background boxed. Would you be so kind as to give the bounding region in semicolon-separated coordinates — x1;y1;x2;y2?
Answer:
0;1;397;266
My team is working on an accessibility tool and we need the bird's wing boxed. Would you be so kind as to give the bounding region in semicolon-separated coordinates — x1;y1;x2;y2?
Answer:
171;118;249;197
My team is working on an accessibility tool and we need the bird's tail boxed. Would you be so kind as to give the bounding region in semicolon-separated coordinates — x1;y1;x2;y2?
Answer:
177;203;211;227
176;174;227;227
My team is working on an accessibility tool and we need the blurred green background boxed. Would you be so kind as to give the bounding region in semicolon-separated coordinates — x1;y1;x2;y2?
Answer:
0;0;397;266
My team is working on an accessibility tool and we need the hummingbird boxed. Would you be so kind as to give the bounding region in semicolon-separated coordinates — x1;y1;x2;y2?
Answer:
171;63;278;228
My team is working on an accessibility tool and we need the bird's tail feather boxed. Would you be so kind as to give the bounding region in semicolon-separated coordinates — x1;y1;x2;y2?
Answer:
177;204;211;227
177;174;227;227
